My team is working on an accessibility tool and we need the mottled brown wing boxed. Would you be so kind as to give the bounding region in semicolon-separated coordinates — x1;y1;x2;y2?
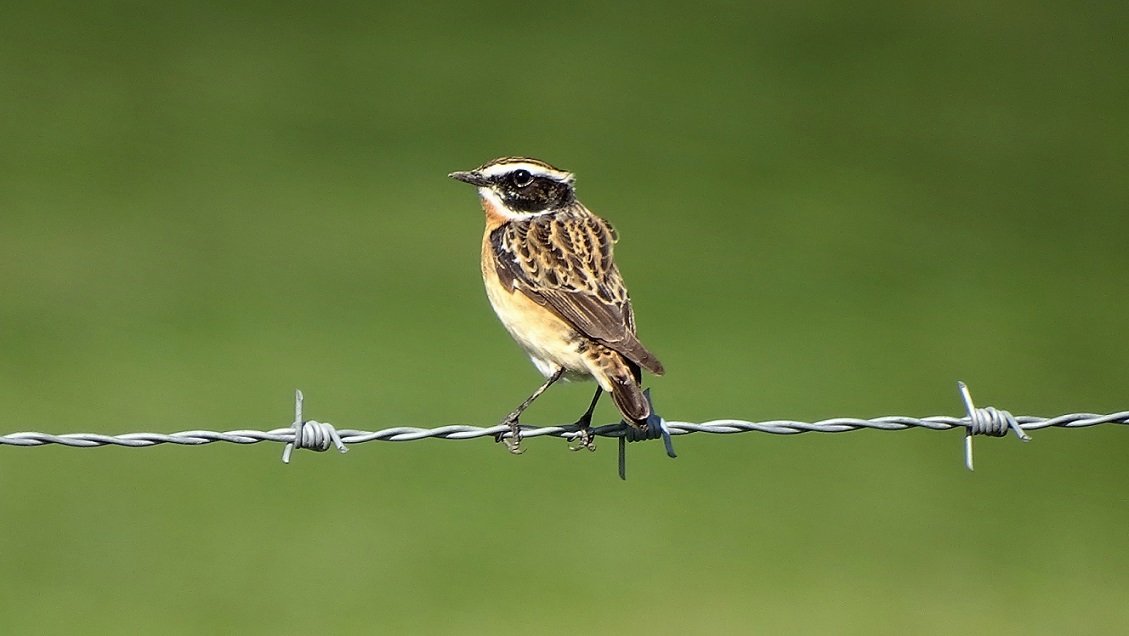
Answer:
490;209;665;376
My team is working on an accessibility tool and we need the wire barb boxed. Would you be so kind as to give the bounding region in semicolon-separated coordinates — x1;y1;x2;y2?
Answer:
957;381;1031;471
616;389;677;479
282;390;348;464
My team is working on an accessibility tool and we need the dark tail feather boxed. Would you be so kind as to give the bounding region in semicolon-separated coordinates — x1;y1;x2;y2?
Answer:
610;373;650;426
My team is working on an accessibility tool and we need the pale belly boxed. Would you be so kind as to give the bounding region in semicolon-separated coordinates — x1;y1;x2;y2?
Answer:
483;277;600;386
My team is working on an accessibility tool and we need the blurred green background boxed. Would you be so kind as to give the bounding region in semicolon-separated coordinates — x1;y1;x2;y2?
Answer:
2;1;1127;633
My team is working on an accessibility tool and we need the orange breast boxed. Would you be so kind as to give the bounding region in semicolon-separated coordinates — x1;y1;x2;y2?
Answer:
480;226;599;383
479;193;511;231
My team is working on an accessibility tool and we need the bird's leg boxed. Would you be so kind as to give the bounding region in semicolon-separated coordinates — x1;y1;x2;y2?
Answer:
568;387;603;452
497;368;564;454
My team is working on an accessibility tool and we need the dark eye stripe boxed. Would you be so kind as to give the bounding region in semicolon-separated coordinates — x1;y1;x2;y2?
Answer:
493;172;575;213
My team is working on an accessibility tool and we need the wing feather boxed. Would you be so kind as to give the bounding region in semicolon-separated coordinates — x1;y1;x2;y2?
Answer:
490;209;664;376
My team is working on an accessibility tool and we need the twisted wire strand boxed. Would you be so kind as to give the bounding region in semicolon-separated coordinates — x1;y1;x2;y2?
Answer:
3;412;1126;448
5;383;1123;479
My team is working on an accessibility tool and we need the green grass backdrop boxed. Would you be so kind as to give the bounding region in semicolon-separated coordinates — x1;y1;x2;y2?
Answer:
2;1;1127;633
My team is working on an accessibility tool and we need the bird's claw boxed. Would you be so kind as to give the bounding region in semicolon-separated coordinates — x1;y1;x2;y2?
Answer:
496;415;524;454
567;427;597;452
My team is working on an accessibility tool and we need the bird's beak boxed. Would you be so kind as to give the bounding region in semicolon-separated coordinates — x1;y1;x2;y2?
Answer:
448;170;489;187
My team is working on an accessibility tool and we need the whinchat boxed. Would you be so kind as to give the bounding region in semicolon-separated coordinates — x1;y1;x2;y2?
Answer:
450;157;665;453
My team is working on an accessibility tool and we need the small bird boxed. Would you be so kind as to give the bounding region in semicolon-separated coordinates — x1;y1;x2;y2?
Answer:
450;157;664;453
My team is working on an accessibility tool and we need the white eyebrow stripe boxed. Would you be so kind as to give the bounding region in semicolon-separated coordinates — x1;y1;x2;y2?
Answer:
479;161;574;184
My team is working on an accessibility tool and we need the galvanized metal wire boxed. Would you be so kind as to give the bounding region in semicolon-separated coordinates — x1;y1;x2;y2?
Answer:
2;384;1126;476
4;406;1124;447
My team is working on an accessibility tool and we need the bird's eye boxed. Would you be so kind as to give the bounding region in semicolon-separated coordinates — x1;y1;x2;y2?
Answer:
512;169;533;187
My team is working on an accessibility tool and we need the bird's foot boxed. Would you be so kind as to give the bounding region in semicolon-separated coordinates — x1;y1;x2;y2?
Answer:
496;414;525;454
567;425;597;452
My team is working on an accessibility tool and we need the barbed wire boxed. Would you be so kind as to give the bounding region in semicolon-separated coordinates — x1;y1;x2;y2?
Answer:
2;383;1126;479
